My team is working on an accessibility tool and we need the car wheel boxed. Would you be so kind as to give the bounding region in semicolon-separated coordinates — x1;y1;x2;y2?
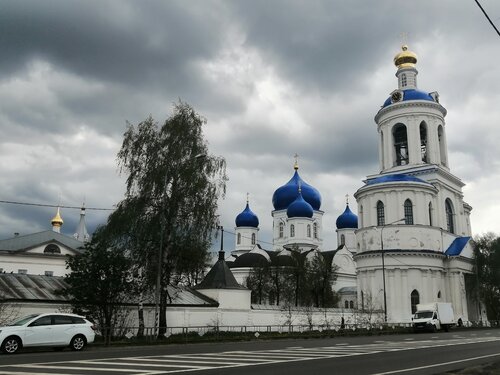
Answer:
70;335;86;351
2;336;21;354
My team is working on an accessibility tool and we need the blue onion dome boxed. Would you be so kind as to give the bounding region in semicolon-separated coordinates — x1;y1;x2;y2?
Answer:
287;190;314;218
336;204;358;229
235;202;259;228
272;164;321;211
366;173;430;186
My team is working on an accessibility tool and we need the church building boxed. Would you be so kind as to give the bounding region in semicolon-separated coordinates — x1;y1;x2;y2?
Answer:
225;45;479;324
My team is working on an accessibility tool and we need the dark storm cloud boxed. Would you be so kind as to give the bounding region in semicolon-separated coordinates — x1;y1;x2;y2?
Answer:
0;1;225;85
0;0;499;240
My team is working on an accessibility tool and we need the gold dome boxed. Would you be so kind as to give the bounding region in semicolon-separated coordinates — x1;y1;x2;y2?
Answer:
394;45;417;69
51;207;64;227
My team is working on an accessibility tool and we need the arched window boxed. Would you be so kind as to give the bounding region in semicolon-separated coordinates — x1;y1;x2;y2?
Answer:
361;291;365;312
313;223;318;239
237;233;241;245
290;224;295;237
393;124;409;166
411;289;420;314
359;205;363;228
420;122;428;163
377;201;385;226
345;300;349;309
349;300;354;309
437;291;442;299
401;73;407;87
340;234;345;246
445;199;455;233
251;233;256;245
428;202;433;226
307;224;311;238
404;199;414;225
44;244;61;254
279;222;284;238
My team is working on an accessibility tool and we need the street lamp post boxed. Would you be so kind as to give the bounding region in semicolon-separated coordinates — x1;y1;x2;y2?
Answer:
379;218;405;323
154;153;206;337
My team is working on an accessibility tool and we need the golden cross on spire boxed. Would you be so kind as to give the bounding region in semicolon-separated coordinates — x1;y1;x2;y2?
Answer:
400;32;408;47
294;153;299;170
345;194;349;205
246;192;249;204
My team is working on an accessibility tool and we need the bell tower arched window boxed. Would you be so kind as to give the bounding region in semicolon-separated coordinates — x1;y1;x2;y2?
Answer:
393;124;409;166
377;201;385;226
428;202;433;226
445;199;455;234
307;224;311;238
313;223;318;239
279;222;284;238
401;73;407;87
420;122;428;163
290;224;295;237
251;233;256;245
404;199;414;225
340;234;345;246
237;233;241;245
411;289;420;314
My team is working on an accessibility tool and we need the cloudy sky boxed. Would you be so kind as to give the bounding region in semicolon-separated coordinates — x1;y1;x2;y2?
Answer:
0;0;499;251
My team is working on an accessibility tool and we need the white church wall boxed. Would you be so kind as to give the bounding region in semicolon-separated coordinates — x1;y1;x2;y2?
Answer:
0;254;70;276
197;289;251;310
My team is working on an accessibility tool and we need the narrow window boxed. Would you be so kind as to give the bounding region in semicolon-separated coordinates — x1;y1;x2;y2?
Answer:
428;202;433;226
437;291;442;299
340;234;346;246
345;300;349;309
404;199;413;225
401;73;407;87
313;223;318;239
279;222;284;238
411;289;420;314
445;199;455;233
420;122;428;163
393;124;409;166
361;291;365;312
290;224;295;237
251;233;256;245
237;233;241;245
377;201;385;226
307;224;311;238
349;300;354;309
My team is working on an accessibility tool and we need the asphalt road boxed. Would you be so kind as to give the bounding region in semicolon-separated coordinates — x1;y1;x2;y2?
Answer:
1;329;499;374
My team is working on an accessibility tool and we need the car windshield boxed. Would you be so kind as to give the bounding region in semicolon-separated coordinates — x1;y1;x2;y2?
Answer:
8;314;40;326
414;311;433;319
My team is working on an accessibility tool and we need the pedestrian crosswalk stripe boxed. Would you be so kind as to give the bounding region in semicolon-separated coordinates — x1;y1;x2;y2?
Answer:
1;336;499;375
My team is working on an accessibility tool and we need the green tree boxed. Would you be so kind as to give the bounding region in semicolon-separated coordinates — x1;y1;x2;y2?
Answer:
246;263;271;304
107;101;227;337
306;252;338;308
473;233;500;321
63;228;135;344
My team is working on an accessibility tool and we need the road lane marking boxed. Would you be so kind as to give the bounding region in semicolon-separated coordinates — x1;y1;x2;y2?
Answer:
2;336;500;374
370;352;500;375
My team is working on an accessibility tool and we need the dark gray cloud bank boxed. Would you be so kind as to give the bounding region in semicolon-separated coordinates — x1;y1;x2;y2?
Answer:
0;0;499;248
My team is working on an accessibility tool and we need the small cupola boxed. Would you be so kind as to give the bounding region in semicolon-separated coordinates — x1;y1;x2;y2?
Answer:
235;197;259;228
51;207;64;233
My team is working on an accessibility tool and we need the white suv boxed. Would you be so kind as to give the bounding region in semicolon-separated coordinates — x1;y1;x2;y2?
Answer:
0;313;96;354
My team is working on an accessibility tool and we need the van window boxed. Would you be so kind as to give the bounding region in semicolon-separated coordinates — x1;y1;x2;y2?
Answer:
53;315;74;325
